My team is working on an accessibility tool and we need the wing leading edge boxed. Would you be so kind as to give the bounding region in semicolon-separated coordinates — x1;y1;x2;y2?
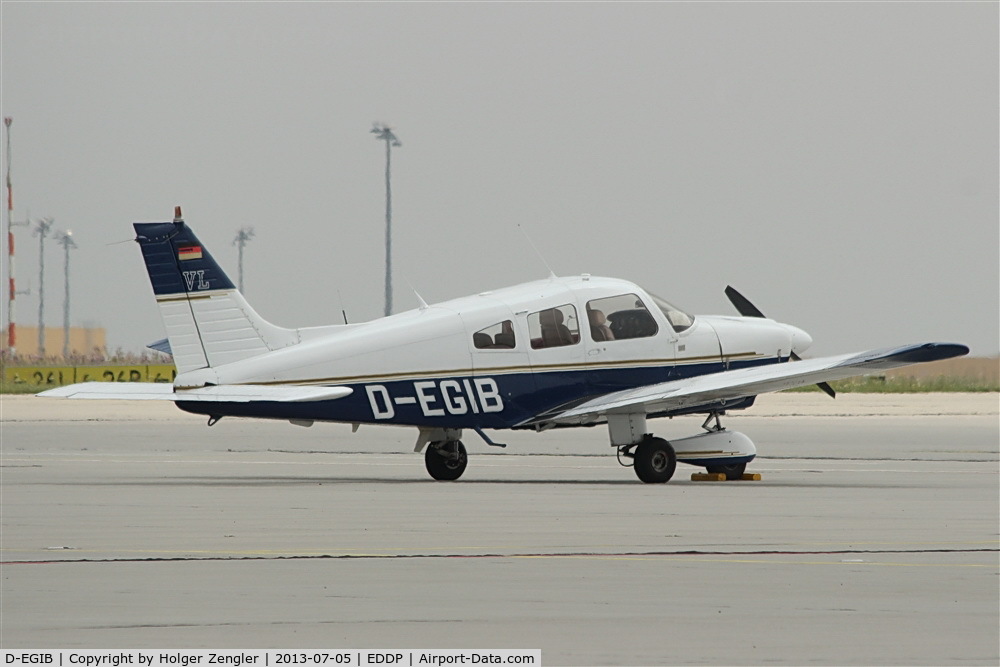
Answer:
523;342;969;427
39;383;353;403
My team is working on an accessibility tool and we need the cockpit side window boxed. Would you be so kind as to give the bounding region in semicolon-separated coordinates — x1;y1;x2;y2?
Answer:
649;293;695;333
474;320;516;349
587;294;658;341
527;304;580;349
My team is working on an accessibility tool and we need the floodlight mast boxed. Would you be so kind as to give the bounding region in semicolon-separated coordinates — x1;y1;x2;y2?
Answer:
33;217;53;357
56;230;77;358
371;123;401;317
232;226;255;293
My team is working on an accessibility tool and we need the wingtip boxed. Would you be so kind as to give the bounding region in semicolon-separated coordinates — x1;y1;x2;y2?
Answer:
889;342;971;364
925;342;971;360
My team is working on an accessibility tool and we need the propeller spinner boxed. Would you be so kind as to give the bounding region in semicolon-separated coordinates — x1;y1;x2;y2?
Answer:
725;286;837;399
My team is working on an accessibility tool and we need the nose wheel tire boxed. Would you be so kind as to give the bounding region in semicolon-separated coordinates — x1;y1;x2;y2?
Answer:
706;462;747;480
425;440;468;481
633;436;677;484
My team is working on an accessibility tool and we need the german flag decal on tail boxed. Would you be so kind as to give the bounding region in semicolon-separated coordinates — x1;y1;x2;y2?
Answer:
178;246;202;261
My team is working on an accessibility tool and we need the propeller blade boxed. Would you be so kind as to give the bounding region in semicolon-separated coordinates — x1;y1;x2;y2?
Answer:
791;351;837;398
728;287;836;399
816;381;837;399
725;285;766;318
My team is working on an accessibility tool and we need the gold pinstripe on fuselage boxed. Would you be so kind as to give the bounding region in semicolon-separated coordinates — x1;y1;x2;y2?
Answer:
238;351;770;387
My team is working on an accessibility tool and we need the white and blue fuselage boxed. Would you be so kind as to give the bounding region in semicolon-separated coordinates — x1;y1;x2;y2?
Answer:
172;275;809;431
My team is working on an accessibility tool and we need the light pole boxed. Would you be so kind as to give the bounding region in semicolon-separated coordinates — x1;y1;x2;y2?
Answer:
232;226;255;293
371;123;401;317
55;230;77;358
33;217;53;357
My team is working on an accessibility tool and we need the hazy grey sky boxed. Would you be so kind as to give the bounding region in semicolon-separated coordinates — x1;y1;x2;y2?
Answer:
2;2;997;357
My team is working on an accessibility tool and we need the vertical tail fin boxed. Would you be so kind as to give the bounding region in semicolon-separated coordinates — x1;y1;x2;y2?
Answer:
134;208;297;374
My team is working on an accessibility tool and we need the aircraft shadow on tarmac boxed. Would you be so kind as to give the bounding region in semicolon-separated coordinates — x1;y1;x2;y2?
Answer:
51;475;935;489
62;476;643;486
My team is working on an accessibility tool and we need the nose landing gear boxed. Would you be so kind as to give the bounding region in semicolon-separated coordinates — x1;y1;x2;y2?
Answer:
699;411;748;480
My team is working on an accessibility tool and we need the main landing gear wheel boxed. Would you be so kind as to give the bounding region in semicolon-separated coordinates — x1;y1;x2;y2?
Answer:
706;462;747;481
633;436;677;484
425;441;468;481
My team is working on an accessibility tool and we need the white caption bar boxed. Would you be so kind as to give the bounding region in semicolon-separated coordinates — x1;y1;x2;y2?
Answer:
1;651;541;667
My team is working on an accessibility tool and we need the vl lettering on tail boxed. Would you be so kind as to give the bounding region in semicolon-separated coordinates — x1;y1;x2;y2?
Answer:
182;270;209;291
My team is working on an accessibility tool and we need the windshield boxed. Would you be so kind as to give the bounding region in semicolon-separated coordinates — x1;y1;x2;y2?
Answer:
648;293;695;333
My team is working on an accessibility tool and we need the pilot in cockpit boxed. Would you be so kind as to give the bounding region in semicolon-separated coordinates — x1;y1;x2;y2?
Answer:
589;309;614;341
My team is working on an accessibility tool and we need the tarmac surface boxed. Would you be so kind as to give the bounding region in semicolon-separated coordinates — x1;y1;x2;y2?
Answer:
2;392;998;665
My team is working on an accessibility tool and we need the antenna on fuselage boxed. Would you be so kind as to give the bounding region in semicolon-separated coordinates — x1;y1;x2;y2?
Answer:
403;277;429;310
336;289;348;324
517;224;557;279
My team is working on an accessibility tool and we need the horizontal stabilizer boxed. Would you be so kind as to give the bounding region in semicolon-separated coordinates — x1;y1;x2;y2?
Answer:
147;338;172;355
39;383;353;403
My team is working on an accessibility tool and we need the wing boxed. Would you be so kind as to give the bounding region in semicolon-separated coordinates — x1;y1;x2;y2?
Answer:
38;383;353;403
520;342;969;427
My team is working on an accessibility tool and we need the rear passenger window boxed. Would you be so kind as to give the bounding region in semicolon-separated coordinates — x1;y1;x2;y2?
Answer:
474;320;516;349
528;304;580;349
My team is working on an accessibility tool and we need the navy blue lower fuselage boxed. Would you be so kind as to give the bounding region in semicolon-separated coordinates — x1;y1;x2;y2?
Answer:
176;356;783;428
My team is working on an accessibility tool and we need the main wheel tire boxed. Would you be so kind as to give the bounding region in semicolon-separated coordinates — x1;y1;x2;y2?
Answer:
633;437;677;484
706;462;747;481
425;441;468;481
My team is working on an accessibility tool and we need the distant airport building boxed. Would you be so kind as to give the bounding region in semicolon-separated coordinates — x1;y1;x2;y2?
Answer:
2;326;106;359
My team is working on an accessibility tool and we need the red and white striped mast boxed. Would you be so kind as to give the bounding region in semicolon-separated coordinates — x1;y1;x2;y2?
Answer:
5;116;15;356
4;117;29;357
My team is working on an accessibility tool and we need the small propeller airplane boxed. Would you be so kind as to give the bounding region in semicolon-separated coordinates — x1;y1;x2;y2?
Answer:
42;207;969;483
